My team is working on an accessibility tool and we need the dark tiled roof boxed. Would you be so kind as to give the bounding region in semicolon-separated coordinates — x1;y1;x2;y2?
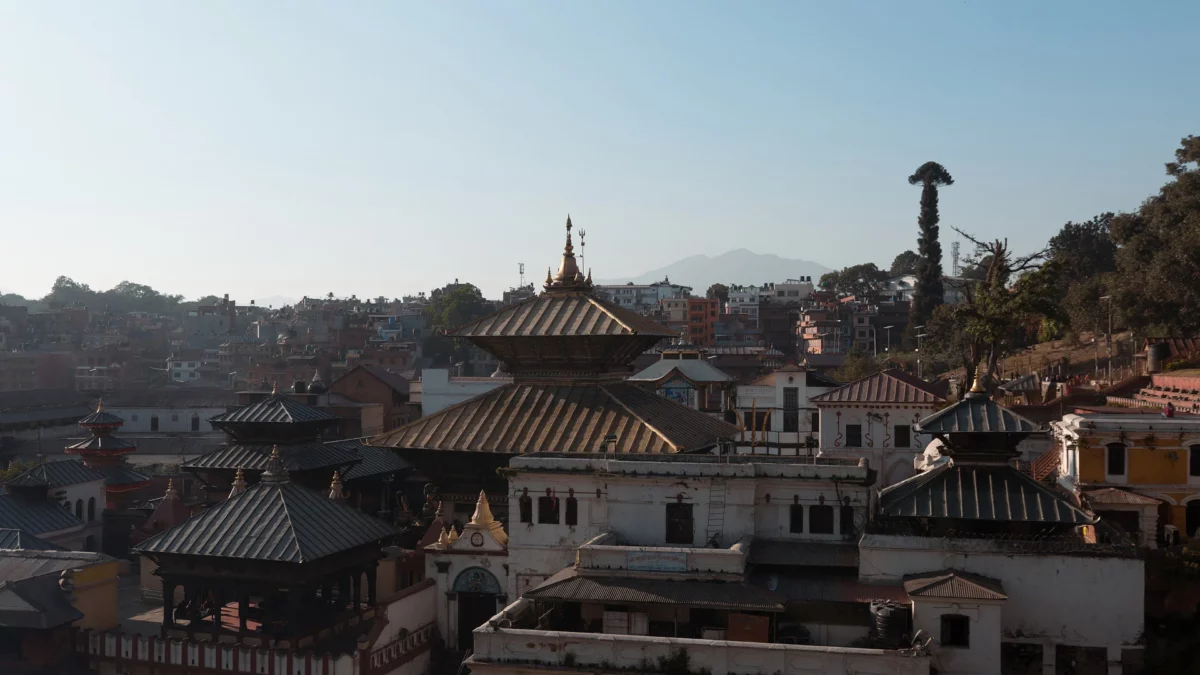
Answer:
811;369;945;405
0;389;89;412
330;442;410;481
525;569;784;611
0;494;84;535
0;574;84;628
347;365;410;395
628;360;733;384
0;549;114;583
1083;488;1163;506
999;374;1041;393
93;464;151;487
904;570;1007;601
0;405;94;427
749;540;858;568
0;529;63;551
7;461;105;488
747;571;909;604
449;293;677;339
209;394;338;425
77;409;126;427
878;462;1095;525
916;395;1037;434
64;435;137;452
182;442;360;472
133;481;396;563
370;382;738;454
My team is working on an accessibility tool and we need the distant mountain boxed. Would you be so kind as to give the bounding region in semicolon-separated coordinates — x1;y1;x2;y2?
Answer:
596;249;833;291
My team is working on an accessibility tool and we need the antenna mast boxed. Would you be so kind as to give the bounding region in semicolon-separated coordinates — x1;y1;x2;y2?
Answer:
950;241;961;278
519;263;525;288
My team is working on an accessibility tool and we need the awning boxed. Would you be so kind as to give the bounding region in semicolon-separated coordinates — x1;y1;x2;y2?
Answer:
525;568;785;612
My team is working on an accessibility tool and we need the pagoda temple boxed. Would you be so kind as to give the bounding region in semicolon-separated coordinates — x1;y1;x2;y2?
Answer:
134;448;396;642
183;385;408;510
370;217;739;521
66;401;151;510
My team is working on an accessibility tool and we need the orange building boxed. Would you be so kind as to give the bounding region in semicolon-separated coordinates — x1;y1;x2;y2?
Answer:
687;297;719;346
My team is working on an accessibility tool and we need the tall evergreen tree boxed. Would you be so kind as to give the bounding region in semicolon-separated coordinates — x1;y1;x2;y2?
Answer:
908;161;954;333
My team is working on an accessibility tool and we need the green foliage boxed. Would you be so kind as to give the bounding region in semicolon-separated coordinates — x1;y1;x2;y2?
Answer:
1110;136;1200;334
423;283;492;367
1038;317;1064;343
705;283;729;304
819;263;888;299
38;276;191;315
832;347;880;382
889;250;921;276
0;459;38;482
908;161;954;336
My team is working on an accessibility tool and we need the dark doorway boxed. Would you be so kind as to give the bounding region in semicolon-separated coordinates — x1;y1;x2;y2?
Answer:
457;593;497;650
1097;510;1140;540
1187;501;1200;539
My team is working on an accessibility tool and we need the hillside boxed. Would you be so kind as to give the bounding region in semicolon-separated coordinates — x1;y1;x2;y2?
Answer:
596;249;832;290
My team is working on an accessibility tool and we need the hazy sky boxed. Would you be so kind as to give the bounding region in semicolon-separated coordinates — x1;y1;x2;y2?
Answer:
2;1;1196;303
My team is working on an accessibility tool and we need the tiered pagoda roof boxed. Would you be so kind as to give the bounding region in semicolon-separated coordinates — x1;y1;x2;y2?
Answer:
63;402;150;496
371;217;738;454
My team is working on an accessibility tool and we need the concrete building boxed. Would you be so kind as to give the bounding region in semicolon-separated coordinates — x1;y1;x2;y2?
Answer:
5;460;105;551
764;277;816;303
725;284;763;327
410;368;510;417
594;279;692;312
1051;411;1200;545
811;369;948;487
733;363;840;454
628;349;734;414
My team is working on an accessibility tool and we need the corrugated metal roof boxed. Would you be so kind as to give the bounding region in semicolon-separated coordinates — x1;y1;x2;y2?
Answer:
182;442;361;472
916;395;1037;434
628;359;733;384
0;529;63;551
1084;488;1163;506
878;462;1095;525
343;365;410;394
370;382;737;454
133;481;396;563
749;540;858;568
525;569;784;611
93;464;151;487
331;442;410;481
747;571;909;605
0;549;114;583
209;395;339;425
0;405;93;426
7;460;105;488
0;495;84;535
77;409;125;427
811;369;945;405
97;388;239;408
64;435;138;452
999;374;1041;393
0;574;84;628
450;293;677;339
904;570;1007;601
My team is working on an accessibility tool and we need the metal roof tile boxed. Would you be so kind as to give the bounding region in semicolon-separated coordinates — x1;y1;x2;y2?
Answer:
209;395;339;425
811;369;946;405
0;494;85;535
904;570;1008;601
7;460;105;488
181;442;360;473
450;294;676;339
525;570;785;611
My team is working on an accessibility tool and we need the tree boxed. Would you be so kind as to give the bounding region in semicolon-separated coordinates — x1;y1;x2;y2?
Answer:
818;263;888;298
0;459;38;482
1109;136;1200;334
423;283;492;367
889;250;921;276
818;271;840;292
831;348;880;382
1048;213;1117;283
924;229;1050;385
706;283;729;304
908;162;954;334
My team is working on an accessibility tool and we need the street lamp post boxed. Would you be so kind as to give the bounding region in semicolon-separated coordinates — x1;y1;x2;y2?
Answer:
914;326;925;378
1100;295;1113;383
883;325;894;355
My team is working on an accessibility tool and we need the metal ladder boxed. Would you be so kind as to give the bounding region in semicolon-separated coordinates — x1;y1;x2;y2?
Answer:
705;479;726;547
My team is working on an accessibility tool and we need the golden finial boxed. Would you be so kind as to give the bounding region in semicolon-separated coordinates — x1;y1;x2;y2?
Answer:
970;371;986;393
229;467;247;498
435;527;449;546
564;214;575;255
96;398;104;412
470;490;494;526
271;381;279;395
586;268;592;284
545;268;553;285
164;479;179;499
328;471;345;501
447;526;460;543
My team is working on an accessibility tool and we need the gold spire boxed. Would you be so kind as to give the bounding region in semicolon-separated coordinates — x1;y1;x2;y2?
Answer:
435;527;449;546
164;479;179;500
434;500;444;519
970;373;986;393
470;489;495;526
261;446;289;484
96;398;104;413
544;215;592;292
271;381;279;395
328;471;345;501
229;467;247;498
446;526;460;543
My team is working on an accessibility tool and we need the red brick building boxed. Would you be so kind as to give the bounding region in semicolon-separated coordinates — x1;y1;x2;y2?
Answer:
330;364;415;431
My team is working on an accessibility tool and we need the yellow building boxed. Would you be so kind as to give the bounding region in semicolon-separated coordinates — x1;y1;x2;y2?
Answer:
1053;412;1200;545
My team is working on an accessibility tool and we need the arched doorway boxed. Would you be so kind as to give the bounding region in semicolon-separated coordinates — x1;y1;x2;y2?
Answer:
1186;501;1200;540
453;567;501;651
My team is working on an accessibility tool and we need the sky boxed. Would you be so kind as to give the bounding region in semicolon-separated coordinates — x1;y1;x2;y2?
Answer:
1;1;1197;304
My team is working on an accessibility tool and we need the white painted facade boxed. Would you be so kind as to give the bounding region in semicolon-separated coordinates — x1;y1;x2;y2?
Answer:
733;367;837;452
910;595;1003;675
413;369;509;417
107;406;226;434
469;599;930;675
167;356;202;382
505;455;870;602
725;285;763;327
860;534;1144;674
47;469;106;550
815;402;939;487
765;278;815;303
594;281;692;312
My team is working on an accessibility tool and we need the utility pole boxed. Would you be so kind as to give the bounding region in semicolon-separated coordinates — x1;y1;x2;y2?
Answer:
1101;295;1113;384
914;326;926;378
